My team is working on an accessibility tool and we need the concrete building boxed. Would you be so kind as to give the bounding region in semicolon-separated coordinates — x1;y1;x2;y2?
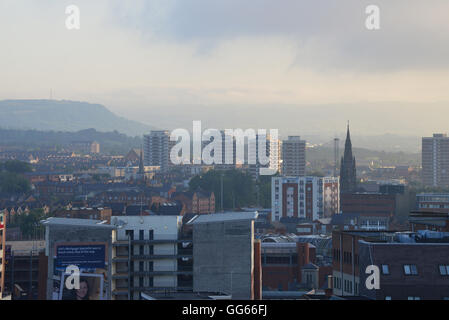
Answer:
358;230;449;300
144;131;174;173
271;176;340;222
281;136;306;177
422;133;449;187
110;215;191;300
41;218;115;300
188;212;258;299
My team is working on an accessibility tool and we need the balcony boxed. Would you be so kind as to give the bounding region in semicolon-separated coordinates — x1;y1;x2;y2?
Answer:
112;273;129;280
132;270;193;276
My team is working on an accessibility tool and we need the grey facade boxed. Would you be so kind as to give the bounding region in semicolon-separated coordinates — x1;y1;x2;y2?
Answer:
189;212;257;299
282;136;306;177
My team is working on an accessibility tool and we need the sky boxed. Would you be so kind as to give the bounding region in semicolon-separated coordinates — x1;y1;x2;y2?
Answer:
1;0;449;137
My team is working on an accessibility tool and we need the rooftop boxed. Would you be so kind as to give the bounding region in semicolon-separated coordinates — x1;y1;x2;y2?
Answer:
187;211;258;225
40;217;115;229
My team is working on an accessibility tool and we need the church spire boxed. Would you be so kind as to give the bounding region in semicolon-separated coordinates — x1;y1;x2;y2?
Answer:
340;122;357;194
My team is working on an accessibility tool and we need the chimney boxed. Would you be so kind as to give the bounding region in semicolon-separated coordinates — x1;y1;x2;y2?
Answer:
325;275;333;297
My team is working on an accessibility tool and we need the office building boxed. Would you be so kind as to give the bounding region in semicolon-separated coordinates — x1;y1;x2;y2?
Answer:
422;134;449;187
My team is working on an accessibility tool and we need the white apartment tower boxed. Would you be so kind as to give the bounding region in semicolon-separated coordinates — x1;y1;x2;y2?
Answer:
422;134;449;187
143;131;173;173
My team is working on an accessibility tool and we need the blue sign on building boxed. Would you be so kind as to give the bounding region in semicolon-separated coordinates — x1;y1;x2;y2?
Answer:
55;244;106;270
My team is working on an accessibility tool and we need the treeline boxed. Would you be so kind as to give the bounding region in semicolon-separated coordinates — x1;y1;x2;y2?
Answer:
189;169;273;210
0;160;32;194
0;128;142;155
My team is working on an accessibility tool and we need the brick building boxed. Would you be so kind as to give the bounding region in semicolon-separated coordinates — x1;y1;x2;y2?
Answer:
171;188;215;215
53;207;112;223
358;230;449;300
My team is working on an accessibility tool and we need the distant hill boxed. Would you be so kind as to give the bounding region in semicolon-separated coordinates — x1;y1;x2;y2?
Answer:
307;146;420;167
0;100;154;136
0;128;142;155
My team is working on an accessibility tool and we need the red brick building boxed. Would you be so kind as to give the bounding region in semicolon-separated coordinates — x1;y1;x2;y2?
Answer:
53;207;112;223
172;188;215;215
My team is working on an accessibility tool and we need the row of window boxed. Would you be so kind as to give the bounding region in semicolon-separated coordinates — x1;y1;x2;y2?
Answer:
381;264;449;276
332;250;359;266
333;277;359;295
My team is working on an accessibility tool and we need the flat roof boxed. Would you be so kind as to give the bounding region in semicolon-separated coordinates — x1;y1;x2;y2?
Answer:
141;292;231;300
40;217;115;229
187;212;258;225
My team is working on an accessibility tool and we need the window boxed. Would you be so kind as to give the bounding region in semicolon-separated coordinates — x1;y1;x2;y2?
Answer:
381;265;390;275
385;296;392;300
125;230;134;240
408;297;420;300
439;265;449;275
404;264;418;275
139;230;144;240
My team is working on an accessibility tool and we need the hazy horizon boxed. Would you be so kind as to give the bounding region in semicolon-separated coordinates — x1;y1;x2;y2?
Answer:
1;0;449;138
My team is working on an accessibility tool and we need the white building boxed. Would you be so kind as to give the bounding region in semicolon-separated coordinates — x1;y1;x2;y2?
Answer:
422;133;449;187
143;131;174;173
111;215;192;300
271;176;340;222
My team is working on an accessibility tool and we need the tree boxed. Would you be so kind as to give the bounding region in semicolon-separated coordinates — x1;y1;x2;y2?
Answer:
189;170;257;210
1;160;32;174
15;209;46;240
0;160;32;194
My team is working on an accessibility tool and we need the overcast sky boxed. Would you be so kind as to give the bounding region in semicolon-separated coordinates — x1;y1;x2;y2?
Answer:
1;0;449;136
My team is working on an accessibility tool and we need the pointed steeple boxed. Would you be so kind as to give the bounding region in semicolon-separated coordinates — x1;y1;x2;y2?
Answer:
340;122;357;194
344;121;353;160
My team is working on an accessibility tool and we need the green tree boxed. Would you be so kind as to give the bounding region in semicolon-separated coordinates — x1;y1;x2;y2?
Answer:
189;170;257;210
1;160;32;174
15;209;46;240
